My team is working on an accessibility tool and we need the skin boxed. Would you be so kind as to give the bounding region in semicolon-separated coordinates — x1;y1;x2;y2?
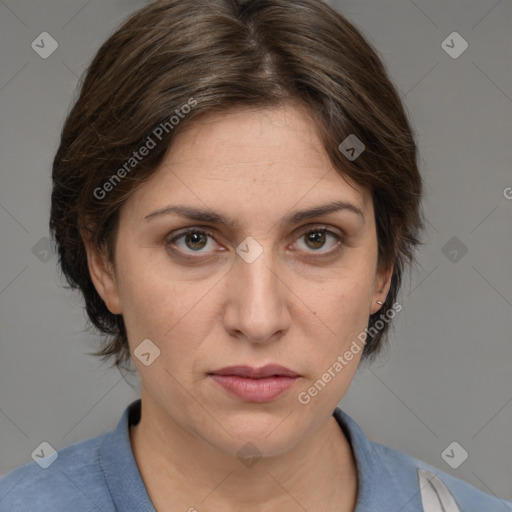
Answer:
84;101;393;512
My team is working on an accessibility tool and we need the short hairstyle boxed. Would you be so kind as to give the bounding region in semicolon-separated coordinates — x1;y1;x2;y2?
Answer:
49;0;424;372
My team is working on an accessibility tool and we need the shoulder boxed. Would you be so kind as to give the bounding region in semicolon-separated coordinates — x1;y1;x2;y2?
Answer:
334;407;512;511
0;432;116;512
373;440;512;511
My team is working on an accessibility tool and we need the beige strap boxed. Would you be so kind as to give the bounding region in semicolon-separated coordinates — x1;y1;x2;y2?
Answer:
418;468;461;511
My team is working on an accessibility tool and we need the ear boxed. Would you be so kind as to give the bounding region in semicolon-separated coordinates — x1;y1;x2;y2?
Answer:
81;231;122;315
370;262;393;315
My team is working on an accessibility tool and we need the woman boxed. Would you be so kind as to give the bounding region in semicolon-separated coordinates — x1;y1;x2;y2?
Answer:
0;0;510;510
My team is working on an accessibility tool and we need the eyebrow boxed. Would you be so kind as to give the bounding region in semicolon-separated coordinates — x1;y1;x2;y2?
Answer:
143;199;365;227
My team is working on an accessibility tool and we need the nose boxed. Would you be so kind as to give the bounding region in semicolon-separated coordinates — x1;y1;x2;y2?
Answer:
223;240;291;344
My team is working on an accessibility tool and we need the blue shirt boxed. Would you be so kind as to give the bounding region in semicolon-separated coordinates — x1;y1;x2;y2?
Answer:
1;399;510;511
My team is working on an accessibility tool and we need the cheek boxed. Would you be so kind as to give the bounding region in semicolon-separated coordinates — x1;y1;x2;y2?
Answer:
303;279;370;387
113;249;179;346
300;268;374;385
311;269;374;332
116;251;217;372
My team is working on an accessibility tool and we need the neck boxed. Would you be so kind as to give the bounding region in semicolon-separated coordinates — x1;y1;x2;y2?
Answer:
129;396;358;512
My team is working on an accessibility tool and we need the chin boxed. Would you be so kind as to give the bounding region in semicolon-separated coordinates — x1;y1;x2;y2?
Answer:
208;412;303;457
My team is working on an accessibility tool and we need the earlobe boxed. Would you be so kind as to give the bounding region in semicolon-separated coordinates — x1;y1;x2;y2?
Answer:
82;233;122;315
371;263;393;315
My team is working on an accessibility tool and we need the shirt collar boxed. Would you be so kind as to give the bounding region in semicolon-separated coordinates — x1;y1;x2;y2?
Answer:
99;399;156;511
333;406;408;511
99;399;409;512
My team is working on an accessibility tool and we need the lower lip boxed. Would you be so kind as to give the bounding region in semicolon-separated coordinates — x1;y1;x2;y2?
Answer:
208;374;300;402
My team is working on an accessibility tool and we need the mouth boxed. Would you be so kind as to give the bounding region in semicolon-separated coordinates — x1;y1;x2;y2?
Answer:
208;364;301;379
207;364;301;402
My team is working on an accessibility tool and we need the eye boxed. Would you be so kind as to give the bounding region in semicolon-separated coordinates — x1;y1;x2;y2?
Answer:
166;226;343;259
167;228;220;255
293;227;342;254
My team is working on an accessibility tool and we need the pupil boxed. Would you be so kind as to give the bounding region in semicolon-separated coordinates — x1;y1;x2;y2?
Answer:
187;232;207;250
307;231;325;249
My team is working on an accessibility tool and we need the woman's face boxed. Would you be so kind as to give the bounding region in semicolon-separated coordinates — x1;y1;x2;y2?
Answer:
87;102;392;457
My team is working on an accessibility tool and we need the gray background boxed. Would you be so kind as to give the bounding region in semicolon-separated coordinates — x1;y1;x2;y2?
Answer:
0;0;511;504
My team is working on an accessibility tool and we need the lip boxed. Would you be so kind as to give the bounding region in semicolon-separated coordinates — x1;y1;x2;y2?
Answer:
208;365;301;403
208;364;300;378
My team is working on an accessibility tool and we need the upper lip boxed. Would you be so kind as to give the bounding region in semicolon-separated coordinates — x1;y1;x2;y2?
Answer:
209;364;300;378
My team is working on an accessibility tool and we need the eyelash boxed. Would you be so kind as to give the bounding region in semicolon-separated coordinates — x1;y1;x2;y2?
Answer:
165;225;343;260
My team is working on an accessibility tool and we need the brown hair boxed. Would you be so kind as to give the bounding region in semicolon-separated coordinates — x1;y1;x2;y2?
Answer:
49;0;424;372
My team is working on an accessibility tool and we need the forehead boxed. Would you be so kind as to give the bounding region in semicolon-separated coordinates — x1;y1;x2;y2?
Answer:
165;102;337;179
122;102;372;223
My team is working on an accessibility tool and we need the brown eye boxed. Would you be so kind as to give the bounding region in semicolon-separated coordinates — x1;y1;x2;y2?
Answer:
167;229;218;254
295;228;342;254
304;230;326;250
183;231;209;250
